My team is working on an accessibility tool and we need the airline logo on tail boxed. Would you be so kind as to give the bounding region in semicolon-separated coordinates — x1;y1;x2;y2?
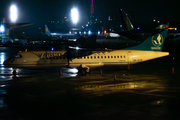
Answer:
45;28;49;32
151;34;163;50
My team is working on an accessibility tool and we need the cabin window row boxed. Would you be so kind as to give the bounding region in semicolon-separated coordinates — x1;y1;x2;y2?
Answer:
42;56;66;59
42;55;126;59
83;55;126;59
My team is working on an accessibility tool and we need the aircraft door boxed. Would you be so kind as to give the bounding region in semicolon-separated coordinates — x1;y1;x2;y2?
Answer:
127;51;133;62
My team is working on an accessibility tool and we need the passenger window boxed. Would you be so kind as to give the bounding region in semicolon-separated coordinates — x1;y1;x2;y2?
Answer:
98;56;99;59
104;56;106;58
101;56;103;58
94;56;96;59
114;56;116;58
121;56;122;58
91;56;93;59
108;56;110;58
111;56;113;58
117;56;119;58
87;56;89;59
124;56;125;58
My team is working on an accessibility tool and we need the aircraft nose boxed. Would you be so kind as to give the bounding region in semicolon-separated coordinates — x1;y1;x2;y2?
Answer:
3;59;12;67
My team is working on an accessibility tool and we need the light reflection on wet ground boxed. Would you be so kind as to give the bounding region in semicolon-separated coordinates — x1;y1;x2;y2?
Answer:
1;47;180;119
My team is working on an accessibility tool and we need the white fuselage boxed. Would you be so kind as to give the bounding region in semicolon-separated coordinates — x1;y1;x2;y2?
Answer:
4;50;169;69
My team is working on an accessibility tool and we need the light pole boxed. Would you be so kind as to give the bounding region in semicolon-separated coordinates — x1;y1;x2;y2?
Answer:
10;4;18;41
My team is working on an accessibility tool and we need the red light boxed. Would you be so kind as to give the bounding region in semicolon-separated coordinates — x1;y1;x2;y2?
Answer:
165;25;169;28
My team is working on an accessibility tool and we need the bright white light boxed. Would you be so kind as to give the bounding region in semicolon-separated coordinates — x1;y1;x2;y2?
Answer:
88;30;91;35
98;31;100;35
76;46;80;50
0;25;5;32
86;24;88;27
79;31;81;34
0;54;5;65
71;8;79;24
69;31;71;34
110;33;120;37
153;19;156;22
70;68;78;73
157;21;160;23
0;67;5;70
84;31;86;34
10;5;18;22
175;28;177;30
51;47;54;51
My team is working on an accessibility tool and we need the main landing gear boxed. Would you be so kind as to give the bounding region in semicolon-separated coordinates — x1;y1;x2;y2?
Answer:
78;65;90;74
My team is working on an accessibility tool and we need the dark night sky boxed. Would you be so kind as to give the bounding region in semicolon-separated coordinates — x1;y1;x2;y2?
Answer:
0;0;180;27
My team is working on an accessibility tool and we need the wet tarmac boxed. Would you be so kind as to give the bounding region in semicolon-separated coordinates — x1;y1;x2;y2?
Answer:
1;47;180;120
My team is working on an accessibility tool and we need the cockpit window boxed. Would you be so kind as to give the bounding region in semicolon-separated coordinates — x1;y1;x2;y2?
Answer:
14;54;22;58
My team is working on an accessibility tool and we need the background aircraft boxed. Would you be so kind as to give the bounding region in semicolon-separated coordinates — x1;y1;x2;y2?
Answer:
45;25;78;41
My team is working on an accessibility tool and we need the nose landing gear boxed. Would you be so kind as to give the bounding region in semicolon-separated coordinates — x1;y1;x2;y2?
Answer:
12;68;17;77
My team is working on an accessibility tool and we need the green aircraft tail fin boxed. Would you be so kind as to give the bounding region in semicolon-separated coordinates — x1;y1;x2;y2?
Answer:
123;29;168;51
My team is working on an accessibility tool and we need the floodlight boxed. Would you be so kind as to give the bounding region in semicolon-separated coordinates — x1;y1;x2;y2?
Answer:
0;25;5;32
71;8;79;24
10;5;18;22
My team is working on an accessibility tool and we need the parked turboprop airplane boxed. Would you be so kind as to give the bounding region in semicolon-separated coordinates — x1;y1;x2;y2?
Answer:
4;29;169;73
